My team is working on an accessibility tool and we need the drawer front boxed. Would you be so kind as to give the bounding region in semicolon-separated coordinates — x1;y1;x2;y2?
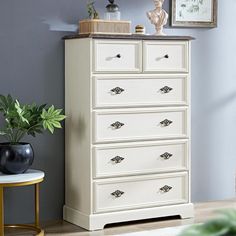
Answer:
94;172;188;213
143;41;189;73
93;140;188;178
93;40;142;73
93;108;188;143
94;75;188;108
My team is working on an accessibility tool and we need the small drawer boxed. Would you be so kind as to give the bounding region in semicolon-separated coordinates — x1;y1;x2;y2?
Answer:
93;40;142;73
94;172;188;213
93;75;188;108
93;140;189;178
143;41;189;73
93;107;188;143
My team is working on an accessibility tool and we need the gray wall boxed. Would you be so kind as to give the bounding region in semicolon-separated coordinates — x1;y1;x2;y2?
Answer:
0;0;235;223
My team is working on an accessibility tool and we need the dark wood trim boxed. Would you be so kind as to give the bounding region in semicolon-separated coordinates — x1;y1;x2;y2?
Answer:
63;34;195;41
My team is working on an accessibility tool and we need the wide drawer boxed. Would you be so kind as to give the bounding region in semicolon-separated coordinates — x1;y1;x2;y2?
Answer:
93;140;188;178
93;107;188;143
94;172;188;213
93;40;142;73
143;41;189;73
94;75;188;108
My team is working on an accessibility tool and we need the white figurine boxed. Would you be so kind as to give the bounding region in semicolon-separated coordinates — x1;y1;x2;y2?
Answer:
147;0;168;36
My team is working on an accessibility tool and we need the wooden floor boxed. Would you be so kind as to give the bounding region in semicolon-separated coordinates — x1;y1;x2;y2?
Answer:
5;199;236;236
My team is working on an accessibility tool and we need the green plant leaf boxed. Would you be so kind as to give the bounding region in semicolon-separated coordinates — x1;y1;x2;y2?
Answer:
0;130;6;136
179;209;236;236
0;94;65;142
217;209;236;221
0;94;14;114
41;106;66;133
14;100;29;124
47;122;55;134
180;221;230;236
216;209;236;231
48;105;55;114
51;121;62;128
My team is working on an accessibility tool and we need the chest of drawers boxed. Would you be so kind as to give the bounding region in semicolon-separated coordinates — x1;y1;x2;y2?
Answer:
63;34;194;231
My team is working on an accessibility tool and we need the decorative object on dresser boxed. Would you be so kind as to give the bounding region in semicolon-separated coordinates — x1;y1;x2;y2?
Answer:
79;19;131;35
147;0;168;35
63;34;194;231
171;0;217;28
87;0;99;19
0;94;66;174
105;0;121;20
79;0;130;35
135;25;146;35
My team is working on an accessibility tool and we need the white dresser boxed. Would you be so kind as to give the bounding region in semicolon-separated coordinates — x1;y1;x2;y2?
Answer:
63;34;194;231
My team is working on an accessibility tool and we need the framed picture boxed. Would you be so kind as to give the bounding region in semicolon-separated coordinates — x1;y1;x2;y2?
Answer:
171;0;217;28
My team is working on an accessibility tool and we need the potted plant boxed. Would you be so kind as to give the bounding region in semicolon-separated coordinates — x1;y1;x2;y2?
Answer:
180;209;236;236
0;94;66;174
87;0;100;19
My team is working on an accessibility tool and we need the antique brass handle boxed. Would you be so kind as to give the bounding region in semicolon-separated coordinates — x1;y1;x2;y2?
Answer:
160;152;173;160
111;190;124;198
160;119;173;127
111;156;125;164
111;121;124;129
111;87;125;94
160;185;172;193
160;86;173;94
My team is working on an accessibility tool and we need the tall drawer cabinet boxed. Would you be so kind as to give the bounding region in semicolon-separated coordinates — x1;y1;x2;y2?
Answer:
63;34;194;231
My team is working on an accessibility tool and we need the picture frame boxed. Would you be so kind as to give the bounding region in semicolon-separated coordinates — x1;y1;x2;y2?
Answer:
171;0;217;28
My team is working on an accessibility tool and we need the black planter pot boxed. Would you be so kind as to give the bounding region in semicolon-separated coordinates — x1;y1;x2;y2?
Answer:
0;143;34;174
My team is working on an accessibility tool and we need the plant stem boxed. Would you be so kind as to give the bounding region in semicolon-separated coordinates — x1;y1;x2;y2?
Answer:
13;129;19;143
15;131;26;143
8;128;14;143
27;124;40;133
5;133;12;143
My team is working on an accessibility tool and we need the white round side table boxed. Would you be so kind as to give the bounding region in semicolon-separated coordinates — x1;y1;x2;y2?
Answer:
0;169;45;236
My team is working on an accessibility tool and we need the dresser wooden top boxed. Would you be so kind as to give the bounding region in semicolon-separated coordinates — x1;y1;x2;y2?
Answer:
63;34;195;41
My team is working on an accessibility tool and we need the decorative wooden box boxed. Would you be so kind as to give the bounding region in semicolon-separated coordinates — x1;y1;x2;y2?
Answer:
79;19;131;35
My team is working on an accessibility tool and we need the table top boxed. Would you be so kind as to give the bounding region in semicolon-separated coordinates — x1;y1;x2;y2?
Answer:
0;169;45;185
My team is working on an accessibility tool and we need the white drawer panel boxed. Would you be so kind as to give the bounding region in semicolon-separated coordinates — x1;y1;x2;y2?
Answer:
94;172;188;213
93;140;188;178
143;41;189;73
93;40;142;73
93;108;188;143
94;75;188;108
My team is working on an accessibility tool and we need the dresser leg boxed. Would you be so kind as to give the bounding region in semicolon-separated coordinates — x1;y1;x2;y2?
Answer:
179;203;195;219
0;187;4;236
35;183;40;228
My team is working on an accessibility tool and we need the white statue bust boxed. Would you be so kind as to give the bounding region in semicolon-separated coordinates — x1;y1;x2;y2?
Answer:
147;0;168;36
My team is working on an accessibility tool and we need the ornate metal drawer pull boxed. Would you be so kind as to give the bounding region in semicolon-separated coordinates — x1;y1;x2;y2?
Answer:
160;152;173;160
164;54;169;59
111;156;125;164
160;86;173;94
111;87;125;95
160;185;172;193
111;121;124;129
160;119;173;127
111;190;124;198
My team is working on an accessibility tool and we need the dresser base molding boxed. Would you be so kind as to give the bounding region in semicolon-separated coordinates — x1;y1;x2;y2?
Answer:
63;203;194;231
